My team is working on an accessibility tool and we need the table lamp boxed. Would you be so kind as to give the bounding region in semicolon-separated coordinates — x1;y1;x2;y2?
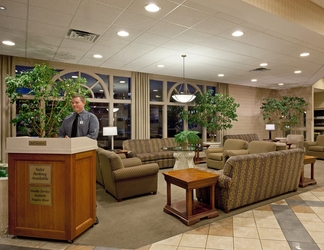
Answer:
103;127;118;150
265;124;275;140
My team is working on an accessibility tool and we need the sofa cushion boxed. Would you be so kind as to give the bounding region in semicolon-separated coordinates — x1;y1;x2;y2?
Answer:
146;138;163;152
161;138;176;148
316;135;324;146
155;151;174;159
208;152;223;161
308;146;324;152
137;153;159;162
248;141;276;154
223;134;259;143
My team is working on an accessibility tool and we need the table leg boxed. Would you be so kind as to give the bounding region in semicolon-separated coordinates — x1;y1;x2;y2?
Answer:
186;189;193;216
166;182;171;206
311;162;315;180
300;170;304;185
210;184;215;210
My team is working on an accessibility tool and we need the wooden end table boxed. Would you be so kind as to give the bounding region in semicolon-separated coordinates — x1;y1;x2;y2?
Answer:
194;144;210;164
300;155;317;188
162;168;219;226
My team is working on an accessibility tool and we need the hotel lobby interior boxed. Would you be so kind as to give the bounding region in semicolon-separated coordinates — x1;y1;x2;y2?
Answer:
1;0;324;249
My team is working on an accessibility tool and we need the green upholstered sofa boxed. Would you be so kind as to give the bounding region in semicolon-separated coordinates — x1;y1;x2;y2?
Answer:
196;148;304;213
97;148;159;201
122;138;177;169
304;135;324;159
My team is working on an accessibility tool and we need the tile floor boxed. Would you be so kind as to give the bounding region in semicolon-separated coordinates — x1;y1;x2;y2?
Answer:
1;187;324;250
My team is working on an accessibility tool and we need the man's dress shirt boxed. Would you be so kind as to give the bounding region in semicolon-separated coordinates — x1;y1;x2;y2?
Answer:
58;110;99;140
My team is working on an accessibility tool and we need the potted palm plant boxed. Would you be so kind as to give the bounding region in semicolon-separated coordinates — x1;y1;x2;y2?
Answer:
174;130;200;149
182;90;240;142
5;64;90;138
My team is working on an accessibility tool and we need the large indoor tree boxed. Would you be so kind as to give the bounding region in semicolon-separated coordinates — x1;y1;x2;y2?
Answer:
182;90;240;142
260;96;308;136
6;64;89;138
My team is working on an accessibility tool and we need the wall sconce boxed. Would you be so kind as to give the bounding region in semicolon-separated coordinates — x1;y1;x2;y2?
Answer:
265;124;275;140
103;127;118;150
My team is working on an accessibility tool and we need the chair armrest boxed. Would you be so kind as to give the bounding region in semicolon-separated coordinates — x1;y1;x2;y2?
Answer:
217;174;232;189
206;147;224;157
118;154;126;159
122;157;142;167
224;149;248;156
113;163;159;181
304;141;317;151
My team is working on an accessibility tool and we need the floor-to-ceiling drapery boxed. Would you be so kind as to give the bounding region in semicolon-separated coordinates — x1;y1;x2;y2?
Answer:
132;72;150;139
0;55;14;162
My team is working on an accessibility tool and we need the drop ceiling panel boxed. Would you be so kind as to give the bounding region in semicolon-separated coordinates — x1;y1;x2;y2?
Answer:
1;0;324;89
28;5;73;28
162;5;210;27
28;21;67;38
0;16;27;32
147;21;188;37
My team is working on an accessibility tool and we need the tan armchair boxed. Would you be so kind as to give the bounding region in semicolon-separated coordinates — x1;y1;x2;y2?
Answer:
98;150;159;201
286;134;304;149
206;139;248;169
225;141;277;157
304;135;324;159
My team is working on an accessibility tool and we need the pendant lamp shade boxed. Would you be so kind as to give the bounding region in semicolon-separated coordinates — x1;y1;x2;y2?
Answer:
172;55;196;103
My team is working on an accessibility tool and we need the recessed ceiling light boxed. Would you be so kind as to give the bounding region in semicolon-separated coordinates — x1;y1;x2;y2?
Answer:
294;70;302;74
99;90;104;92
72;75;78;78
145;4;160;12
300;52;309;57
157;64;164;68
278;83;284;86
0;6;6;10
251;79;257;82
232;30;244;37
153;89;158;92
218;74;224;77
120;80;126;83
93;54;102;58
117;31;129;37
2;40;15;46
260;63;268;67
155;95;161;98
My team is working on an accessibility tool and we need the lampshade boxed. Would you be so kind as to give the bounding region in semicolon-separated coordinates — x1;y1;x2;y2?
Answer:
172;94;196;103
171;55;196;103
265;124;275;131
103;127;117;136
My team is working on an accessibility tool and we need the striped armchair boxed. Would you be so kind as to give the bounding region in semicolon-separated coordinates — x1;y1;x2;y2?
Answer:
97;149;159;201
196;149;304;213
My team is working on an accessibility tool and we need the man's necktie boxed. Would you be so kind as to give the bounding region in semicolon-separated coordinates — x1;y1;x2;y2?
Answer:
71;114;79;138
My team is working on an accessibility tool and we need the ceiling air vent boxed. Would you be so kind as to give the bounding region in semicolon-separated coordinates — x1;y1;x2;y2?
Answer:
249;67;270;72
66;29;100;43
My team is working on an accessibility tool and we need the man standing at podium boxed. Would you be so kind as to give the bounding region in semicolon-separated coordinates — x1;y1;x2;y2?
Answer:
58;94;100;225
58;94;99;139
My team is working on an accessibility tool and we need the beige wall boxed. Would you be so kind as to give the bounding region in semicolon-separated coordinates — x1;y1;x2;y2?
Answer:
226;84;312;141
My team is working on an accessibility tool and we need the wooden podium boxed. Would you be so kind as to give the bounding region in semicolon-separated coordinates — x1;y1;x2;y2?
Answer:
6;137;97;242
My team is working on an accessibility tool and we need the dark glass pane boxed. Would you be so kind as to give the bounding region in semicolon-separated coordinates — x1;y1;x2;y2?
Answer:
114;76;131;100
167;105;184;137
150;105;163;138
114;103;131;149
150;80;163;102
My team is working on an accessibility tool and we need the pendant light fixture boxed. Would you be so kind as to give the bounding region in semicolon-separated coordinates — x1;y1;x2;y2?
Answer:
172;55;196;103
